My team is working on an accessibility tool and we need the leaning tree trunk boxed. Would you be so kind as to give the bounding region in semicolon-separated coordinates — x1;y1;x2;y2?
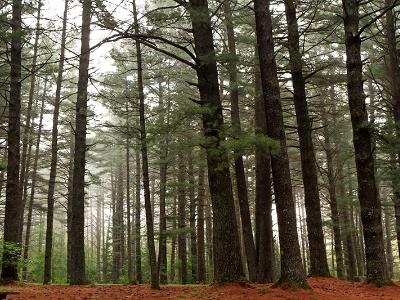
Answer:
283;0;329;277
1;0;23;281
70;0;92;285
133;0;159;289
22;79;46;281
254;0;307;288
43;0;68;284
187;0;244;283
223;0;257;281
342;0;390;285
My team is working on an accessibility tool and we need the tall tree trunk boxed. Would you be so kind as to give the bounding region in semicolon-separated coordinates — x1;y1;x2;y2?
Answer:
134;150;142;283
283;0;329;277
188;150;197;282
254;54;274;283
70;0;91;285
223;0;257;281
96;192;103;282
177;154;188;284
157;79;168;284
187;0;244;283
67;132;74;282
1;0;23;281
205;190;213;278
133;0;159;289
22;79;46;281
43;0;68;284
196;163;206;282
385;0;400;261
254;0;306;288
111;172;119;283
170;191;177;282
126;132;132;283
339;166;357;280
323;114;345;279
18;0;42;241
341;0;389;285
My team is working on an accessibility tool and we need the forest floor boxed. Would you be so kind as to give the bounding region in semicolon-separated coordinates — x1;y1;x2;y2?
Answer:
1;277;400;299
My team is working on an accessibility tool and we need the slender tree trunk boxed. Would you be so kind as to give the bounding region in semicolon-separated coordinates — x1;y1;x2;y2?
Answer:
384;209;394;278
196;163;206;282
223;0;257;281
43;0;68;284
70;0;92;285
170;191;177;282
22;80;46;281
18;0;42;241
254;0;306;288
177;154;188;284
205;191;213;279
254;54;274;283
342;0;389;285
126;133;132;283
133;0;159;289
187;0;244;283
283;0;329;277
188;150;197;282
134;150;142;283
323;116;345;279
67;132;74;282
157;79;168;284
339;172;357;281
1;0;23;281
96;192;103;282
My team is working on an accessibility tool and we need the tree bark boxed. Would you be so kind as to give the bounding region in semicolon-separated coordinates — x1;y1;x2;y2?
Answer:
283;0;329;277
70;0;92;285
1;0;23;281
254;0;307;288
341;0;389;285
187;0;244;283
